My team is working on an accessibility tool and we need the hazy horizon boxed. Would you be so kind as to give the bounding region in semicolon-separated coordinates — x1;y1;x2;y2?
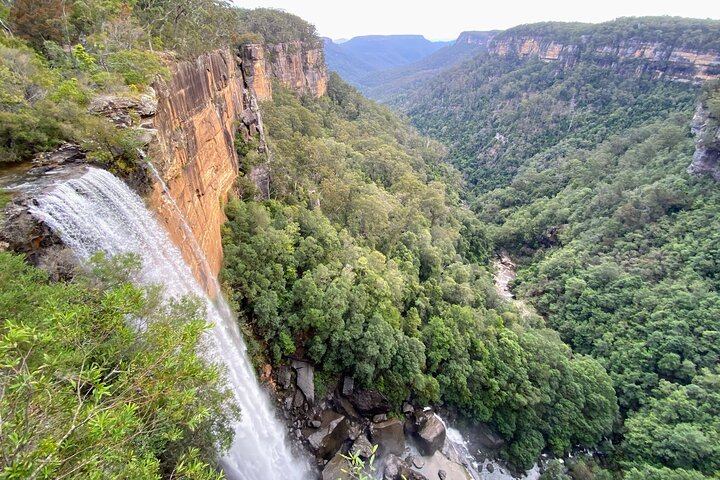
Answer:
234;0;720;40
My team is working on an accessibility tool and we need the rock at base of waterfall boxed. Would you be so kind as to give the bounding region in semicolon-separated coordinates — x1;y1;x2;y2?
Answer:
307;411;349;460
277;365;292;389
350;435;374;459
371;419;405;457
383;455;430;480
415;413;446;456
293;389;305;408
402;402;414;414
486;463;495;473
335;394;360;419
373;413;388;423
438;470;447;480
349;389;392;415
342;375;355;396
322;453;350;480
292;359;315;405
410;456;425;469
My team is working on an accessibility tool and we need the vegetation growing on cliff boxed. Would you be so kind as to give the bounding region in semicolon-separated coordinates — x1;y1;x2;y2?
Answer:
495;17;720;51
0;1;315;166
0;251;237;478
221;77;618;469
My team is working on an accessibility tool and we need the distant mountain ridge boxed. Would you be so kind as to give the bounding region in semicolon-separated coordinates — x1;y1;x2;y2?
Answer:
363;31;498;101
324;31;496;97
324;34;451;85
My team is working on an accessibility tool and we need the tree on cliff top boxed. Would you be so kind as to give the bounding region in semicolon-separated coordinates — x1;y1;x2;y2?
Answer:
10;0;66;46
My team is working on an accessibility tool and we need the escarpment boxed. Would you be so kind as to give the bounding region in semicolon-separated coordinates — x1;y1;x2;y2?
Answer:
147;41;327;292
240;40;328;100
489;36;720;83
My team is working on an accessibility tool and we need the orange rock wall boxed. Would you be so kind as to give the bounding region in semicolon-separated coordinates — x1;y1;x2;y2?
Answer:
241;41;327;99
147;44;327;294
149;50;244;294
489;36;720;82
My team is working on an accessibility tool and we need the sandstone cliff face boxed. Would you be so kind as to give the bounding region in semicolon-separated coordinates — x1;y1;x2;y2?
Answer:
147;42;327;293
489;36;720;82
149;49;250;293
240;40;327;100
689;103;720;180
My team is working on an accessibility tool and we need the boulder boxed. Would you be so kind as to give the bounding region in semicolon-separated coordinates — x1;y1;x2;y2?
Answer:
373;414;388;423
350;435;374;459
335;395;360;419
383;454;430;480
277;365;292;389
438;470;447;480
88;93;157;127
292;360;315;405
306;412;349;460
349;389;391;415
371;419;405;457
342;376;355;396
322;453;350;480
415;413;446;456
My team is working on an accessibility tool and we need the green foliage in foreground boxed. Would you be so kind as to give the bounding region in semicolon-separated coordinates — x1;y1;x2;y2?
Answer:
222;77;618;469
0;252;237;479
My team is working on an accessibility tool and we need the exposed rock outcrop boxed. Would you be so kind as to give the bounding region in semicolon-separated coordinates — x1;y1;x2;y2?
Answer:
489;36;720;83
240;40;327;100
689;101;720;180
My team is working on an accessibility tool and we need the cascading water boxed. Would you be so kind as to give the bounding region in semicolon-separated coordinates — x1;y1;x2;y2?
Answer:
28;166;309;480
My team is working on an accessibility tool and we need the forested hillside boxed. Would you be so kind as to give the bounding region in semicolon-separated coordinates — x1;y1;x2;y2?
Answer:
221;76;618;470
398;17;720;480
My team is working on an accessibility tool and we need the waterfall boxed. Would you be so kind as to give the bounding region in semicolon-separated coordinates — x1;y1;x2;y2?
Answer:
28;166;309;480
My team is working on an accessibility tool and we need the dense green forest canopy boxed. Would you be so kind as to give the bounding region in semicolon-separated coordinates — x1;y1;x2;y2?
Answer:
221;76;618;470
494;17;720;51
399;18;720;480
395;54;697;193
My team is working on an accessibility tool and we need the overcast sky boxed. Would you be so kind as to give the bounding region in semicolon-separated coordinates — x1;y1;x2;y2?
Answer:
234;0;720;40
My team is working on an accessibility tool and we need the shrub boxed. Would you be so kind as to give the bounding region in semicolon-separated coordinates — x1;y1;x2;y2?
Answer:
106;49;168;87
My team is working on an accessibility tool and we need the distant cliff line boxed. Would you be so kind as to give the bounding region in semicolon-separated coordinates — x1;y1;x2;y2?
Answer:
487;17;720;83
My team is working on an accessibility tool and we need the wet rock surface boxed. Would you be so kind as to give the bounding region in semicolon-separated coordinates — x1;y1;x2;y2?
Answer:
349;389;392;415
370;419;405;456
415;412;447;456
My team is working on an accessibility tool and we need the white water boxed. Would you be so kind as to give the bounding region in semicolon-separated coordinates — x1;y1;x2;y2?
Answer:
28;167;309;480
